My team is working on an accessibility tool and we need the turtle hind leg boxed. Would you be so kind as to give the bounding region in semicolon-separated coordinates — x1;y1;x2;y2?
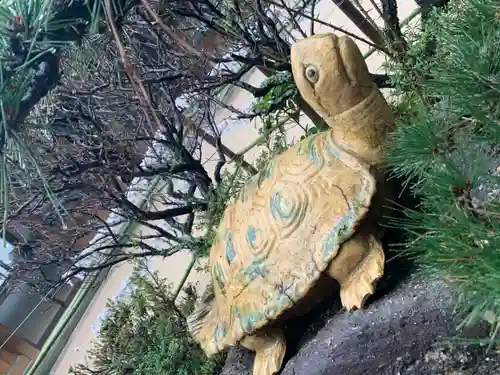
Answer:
326;226;385;310
240;328;287;375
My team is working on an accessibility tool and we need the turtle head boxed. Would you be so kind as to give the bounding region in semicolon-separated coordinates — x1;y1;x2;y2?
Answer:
290;33;375;121
291;33;394;165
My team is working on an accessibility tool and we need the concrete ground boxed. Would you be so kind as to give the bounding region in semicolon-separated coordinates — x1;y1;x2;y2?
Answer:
50;1;420;373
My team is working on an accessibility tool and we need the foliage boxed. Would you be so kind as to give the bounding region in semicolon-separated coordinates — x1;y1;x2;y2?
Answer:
299;121;329;141
385;0;500;337
0;0;134;231
193;165;250;257
249;71;301;144
254;130;291;170
249;69;330;147
251;71;299;117
69;269;224;375
249;70;327;156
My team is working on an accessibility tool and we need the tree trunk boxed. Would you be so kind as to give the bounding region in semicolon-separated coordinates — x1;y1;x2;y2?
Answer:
296;97;326;127
330;0;386;49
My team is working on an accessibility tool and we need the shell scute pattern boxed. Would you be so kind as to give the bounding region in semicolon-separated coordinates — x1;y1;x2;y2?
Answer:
212;262;226;296
246;225;260;249
238;256;268;284
232;305;265;335
269;181;310;239
204;131;376;351
212;322;227;346
225;231;236;264
321;195;366;262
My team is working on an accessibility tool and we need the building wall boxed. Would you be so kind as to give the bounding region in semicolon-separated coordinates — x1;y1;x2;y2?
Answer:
0;323;39;375
49;1;420;373
0;280;79;374
0;282;77;345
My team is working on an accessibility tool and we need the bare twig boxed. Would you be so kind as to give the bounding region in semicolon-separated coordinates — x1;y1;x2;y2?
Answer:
267;0;386;51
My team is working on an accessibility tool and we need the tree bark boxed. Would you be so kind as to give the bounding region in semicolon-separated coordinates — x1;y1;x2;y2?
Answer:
330;0;387;51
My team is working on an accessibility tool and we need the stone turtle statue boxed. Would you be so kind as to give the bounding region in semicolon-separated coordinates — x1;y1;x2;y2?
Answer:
187;32;396;375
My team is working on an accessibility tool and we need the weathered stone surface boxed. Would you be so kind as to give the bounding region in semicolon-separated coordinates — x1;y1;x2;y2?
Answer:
219;274;500;375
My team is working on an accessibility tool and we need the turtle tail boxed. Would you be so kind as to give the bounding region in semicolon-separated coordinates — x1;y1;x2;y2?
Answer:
187;283;221;356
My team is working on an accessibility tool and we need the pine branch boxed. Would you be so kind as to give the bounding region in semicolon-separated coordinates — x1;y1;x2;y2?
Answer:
1;0;132;146
387;0;500;327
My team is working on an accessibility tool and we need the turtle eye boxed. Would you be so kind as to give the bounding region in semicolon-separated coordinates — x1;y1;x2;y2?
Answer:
304;65;319;83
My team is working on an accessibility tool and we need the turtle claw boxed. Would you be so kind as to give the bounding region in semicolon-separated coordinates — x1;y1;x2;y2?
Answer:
327;229;385;310
341;271;377;311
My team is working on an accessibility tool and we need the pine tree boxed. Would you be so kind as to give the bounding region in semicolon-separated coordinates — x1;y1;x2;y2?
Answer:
0;0;131;229
386;0;500;333
69;269;224;375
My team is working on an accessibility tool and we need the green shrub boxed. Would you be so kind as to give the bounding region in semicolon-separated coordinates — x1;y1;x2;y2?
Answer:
194;166;250;258
251;71;299;117
69;270;224;375
299;121;329;141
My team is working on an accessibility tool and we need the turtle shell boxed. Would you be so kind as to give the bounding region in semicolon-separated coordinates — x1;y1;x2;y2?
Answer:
189;130;376;355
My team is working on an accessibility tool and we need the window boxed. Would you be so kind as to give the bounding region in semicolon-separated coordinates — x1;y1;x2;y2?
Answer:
0;240;13;286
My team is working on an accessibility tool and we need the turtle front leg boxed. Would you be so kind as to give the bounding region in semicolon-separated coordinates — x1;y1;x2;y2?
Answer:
326;226;385;310
240;328;287;375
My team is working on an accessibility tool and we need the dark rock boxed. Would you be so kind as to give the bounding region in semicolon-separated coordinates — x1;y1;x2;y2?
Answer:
219;274;500;375
219;346;254;375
